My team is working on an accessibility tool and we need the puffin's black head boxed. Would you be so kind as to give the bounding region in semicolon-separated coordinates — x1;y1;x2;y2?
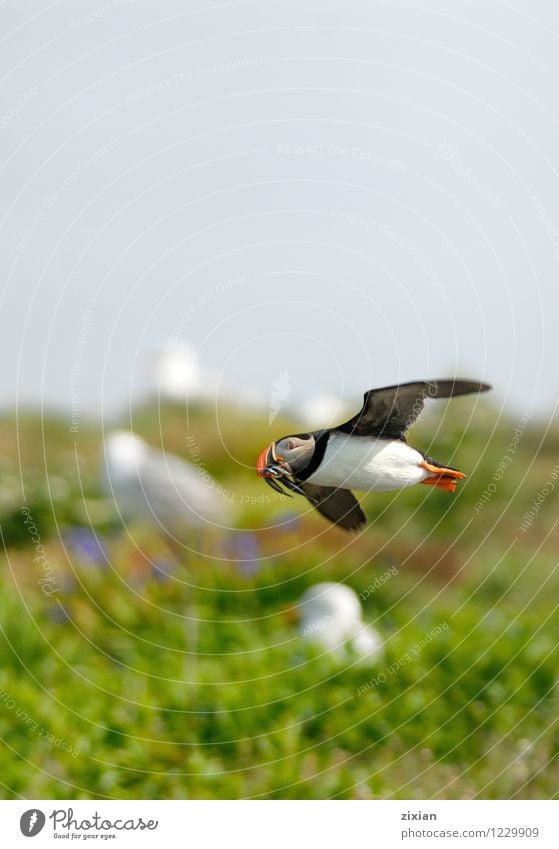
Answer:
256;433;315;496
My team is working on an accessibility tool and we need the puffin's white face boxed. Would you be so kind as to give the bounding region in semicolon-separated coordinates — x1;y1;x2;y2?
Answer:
256;433;315;495
273;433;315;474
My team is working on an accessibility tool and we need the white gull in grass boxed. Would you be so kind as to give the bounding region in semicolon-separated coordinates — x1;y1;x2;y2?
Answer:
101;431;232;537
298;582;383;663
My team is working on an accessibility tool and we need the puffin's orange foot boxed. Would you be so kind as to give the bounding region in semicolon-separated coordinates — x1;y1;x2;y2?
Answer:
419;461;466;493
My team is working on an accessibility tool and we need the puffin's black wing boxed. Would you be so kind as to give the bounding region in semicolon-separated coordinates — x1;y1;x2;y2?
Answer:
336;379;491;440
299;483;366;531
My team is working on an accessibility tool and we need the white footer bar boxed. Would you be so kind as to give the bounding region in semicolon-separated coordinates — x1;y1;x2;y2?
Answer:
1;800;557;848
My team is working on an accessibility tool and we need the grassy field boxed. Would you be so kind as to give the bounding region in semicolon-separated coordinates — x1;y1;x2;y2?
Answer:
0;399;558;799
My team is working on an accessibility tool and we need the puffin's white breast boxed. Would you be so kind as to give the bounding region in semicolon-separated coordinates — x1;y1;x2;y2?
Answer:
306;433;429;492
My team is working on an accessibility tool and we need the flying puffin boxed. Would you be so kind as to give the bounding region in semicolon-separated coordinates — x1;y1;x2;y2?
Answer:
256;378;490;531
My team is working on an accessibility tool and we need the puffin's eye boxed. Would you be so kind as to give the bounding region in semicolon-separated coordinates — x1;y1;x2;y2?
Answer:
288;441;295;450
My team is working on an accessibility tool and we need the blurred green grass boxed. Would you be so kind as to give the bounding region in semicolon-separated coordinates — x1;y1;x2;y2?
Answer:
0;400;558;799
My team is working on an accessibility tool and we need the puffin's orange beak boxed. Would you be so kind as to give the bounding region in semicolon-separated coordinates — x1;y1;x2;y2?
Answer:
256;443;275;477
256;443;302;496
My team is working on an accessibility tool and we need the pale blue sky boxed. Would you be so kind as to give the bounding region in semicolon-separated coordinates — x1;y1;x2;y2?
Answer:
1;0;558;423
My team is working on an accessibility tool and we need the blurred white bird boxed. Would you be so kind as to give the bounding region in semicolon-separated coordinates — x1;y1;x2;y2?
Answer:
101;431;231;537
298;582;383;662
